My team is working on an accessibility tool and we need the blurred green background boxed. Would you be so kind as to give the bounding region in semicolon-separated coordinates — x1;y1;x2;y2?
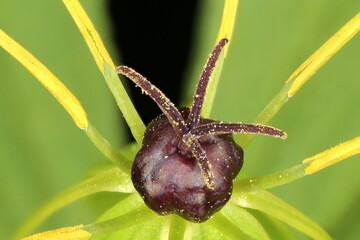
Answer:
0;0;359;239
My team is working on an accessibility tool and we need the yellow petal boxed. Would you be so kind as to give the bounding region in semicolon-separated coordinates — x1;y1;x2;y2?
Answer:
62;0;115;72
0;30;88;129
62;0;146;143
303;136;360;174
21;225;90;240
287;12;360;97
216;0;239;57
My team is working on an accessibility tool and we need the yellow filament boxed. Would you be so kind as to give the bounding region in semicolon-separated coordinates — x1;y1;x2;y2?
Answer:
303;136;360;174
287;12;360;97
0;29;88;129
62;0;115;72
216;0;239;57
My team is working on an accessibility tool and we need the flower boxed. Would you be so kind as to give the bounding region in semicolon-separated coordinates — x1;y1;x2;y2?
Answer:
1;0;359;239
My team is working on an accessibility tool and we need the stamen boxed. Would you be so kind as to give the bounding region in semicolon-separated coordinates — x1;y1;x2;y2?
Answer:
63;0;115;73
187;38;229;129
0;29;88;129
116;66;188;135
190;122;287;139
303;136;360;174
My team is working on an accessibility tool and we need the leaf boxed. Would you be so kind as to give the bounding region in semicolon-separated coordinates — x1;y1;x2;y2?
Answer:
91;214;158;240
221;203;270;240
247;210;298;240
88;193;161;239
14;167;134;238
200;221;228;240
167;215;187;240
206;212;254;240
232;191;331;240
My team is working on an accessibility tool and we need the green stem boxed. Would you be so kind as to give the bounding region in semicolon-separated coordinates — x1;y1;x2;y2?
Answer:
13;168;133;239
103;60;145;144
84;122;132;173
235;81;292;148
233;163;309;193
82;205;155;237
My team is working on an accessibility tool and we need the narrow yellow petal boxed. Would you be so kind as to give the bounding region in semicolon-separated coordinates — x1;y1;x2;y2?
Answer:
62;0;146;142
215;0;239;56
287;12;360;97
21;225;90;240
62;0;115;72
303;136;360;174
0;30;88;129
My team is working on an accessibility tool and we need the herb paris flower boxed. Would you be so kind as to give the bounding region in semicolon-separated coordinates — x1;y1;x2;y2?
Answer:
116;38;286;222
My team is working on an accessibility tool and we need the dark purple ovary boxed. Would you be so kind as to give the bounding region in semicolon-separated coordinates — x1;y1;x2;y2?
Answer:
132;109;243;222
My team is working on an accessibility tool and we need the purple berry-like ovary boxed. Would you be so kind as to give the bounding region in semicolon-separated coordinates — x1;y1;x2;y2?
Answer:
116;38;286;222
132;108;243;222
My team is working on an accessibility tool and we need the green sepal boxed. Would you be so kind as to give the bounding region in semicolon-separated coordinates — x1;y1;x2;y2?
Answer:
232;190;332;240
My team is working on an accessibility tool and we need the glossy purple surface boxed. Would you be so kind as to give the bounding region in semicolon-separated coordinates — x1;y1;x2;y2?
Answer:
132;109;243;222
